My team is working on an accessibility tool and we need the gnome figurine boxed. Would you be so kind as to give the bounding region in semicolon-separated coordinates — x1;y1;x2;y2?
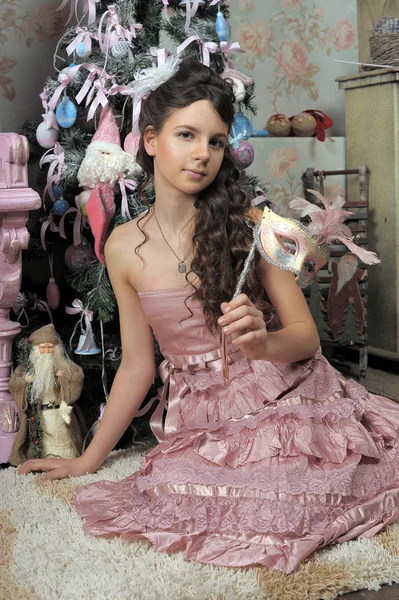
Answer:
8;324;86;467
77;105;141;263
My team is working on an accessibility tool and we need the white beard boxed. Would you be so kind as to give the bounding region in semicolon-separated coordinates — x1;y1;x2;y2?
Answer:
77;141;142;188
29;348;57;403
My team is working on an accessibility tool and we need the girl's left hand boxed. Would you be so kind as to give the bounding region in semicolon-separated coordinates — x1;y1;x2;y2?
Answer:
218;294;267;360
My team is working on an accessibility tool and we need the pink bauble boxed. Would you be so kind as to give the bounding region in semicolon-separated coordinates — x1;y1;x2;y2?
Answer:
36;122;59;149
65;239;96;270
46;278;60;310
123;132;140;157
230;140;254;170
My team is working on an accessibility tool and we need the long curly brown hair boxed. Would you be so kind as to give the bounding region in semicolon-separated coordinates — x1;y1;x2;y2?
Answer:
135;59;265;331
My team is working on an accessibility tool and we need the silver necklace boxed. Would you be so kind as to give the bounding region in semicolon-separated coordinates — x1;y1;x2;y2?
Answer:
153;207;194;273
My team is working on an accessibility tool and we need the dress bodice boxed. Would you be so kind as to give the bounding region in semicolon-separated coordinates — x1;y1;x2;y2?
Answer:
138;287;220;359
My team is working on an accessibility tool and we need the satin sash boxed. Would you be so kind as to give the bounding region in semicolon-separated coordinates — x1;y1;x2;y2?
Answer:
136;346;243;442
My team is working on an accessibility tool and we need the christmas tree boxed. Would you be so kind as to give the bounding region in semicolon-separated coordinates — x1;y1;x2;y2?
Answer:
17;0;263;441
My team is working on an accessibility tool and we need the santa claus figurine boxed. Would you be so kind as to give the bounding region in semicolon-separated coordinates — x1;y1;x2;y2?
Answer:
77;104;141;264
8;324;86;466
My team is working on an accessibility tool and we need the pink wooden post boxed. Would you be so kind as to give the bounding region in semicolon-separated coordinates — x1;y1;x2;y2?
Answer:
0;134;41;463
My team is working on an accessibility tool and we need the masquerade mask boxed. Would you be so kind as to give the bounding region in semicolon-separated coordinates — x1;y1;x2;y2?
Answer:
255;206;331;288
221;189;380;382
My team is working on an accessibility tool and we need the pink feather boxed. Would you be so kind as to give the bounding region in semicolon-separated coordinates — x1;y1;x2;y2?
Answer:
339;238;380;265
289;189;380;265
290;197;321;216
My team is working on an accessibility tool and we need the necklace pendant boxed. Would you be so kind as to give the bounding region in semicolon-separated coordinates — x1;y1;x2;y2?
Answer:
178;261;186;274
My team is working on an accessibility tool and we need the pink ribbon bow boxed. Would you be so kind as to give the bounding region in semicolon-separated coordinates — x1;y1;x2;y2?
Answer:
57;0;99;25
118;178;137;220
86;78;109;120
40;210;60;251
48;64;82;110
177;35;217;67
182;0;202;34
66;26;98;56
39;143;65;204
59;207;85;247
220;40;245;69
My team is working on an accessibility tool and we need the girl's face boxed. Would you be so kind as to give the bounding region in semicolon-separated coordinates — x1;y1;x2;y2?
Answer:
144;99;229;200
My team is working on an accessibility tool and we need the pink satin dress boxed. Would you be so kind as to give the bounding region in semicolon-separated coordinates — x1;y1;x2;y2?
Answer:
75;287;399;573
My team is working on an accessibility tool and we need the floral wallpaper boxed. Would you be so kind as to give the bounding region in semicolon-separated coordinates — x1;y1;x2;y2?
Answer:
231;0;358;134
0;0;64;131
250;137;346;217
230;0;358;216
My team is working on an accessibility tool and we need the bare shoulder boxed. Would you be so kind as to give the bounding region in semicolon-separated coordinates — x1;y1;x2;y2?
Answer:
105;210;151;266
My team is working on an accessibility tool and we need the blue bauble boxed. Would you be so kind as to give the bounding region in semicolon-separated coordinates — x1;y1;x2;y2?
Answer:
53;199;70;216
231;112;253;140
216;8;230;42
52;184;64;200
76;41;91;59
56;99;77;129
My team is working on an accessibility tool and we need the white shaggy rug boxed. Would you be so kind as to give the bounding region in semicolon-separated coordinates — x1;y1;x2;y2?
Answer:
2;446;399;600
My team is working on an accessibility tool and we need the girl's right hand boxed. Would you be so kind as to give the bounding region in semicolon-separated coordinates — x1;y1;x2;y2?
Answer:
17;455;96;480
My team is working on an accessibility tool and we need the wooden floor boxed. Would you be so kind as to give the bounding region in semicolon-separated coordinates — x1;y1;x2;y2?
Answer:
343;583;399;599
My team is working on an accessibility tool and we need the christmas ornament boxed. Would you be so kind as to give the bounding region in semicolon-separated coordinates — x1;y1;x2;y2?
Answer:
290;110;333;141
46;278;60;310
111;40;131;59
74;329;101;355
46;253;60;310
58;63;77;82
76;40;92;59
36;121;59;149
65;238;96;270
266;114;291;137
290;112;317;137
231;140;254;169
230;77;246;103
56;98;77;128
66;299;101;356
8;324;86;466
231;111;253;139
52;184;64;199
215;6;230;42
77;105;141;262
53;198;70;216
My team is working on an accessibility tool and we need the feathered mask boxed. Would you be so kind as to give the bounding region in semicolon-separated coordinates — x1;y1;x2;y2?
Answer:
221;189;380;381
235;189;379;295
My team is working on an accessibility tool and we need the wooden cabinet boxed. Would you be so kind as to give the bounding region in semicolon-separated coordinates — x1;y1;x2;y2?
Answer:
337;68;399;360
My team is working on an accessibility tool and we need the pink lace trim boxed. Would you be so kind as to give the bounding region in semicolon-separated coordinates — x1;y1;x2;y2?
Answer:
183;357;250;392
173;396;366;439
137;447;399;498
92;479;386;538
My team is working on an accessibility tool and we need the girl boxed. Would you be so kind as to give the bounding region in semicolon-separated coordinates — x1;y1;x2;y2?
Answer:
19;60;399;574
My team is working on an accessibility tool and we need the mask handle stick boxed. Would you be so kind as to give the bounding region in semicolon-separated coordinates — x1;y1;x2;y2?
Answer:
221;236;258;383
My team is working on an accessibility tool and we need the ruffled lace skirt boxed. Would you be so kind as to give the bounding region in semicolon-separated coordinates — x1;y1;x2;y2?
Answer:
75;350;399;573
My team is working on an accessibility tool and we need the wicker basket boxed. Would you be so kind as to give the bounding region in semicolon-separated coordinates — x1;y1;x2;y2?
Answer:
366;32;399;70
